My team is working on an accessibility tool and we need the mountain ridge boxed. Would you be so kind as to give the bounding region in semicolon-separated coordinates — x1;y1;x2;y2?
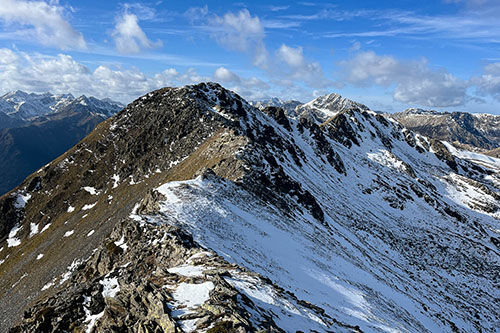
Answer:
0;90;123;121
391;108;500;155
0;83;499;332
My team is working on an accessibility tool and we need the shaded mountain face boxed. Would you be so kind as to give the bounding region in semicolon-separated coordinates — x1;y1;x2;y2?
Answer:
0;96;123;196
391;108;500;154
0;83;499;332
0;112;26;130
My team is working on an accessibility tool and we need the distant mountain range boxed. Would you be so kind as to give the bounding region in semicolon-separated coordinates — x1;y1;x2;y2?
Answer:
0;91;123;195
391;108;500;157
250;97;302;115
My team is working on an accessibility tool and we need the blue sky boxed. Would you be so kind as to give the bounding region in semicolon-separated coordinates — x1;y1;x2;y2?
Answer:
1;0;500;114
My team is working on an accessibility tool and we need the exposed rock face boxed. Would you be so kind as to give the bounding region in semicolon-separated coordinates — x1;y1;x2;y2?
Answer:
391;108;500;152
1;83;499;332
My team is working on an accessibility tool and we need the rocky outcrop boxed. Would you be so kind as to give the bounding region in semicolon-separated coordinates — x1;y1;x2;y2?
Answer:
10;218;331;332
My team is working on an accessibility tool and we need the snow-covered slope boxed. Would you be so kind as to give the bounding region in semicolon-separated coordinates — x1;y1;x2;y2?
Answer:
1;83;499;332
136;86;500;332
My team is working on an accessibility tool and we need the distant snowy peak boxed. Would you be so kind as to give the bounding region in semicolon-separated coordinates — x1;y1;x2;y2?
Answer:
68;95;123;118
0;91;123;120
250;97;303;114
0;91;75;120
295;92;370;123
398;108;446;116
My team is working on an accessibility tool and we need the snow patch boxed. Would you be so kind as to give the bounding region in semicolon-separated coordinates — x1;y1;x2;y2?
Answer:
114;235;128;251
100;277;120;298
112;174;120;188
60;259;82;285
63;230;74;237
82;202;97;210
14;192;31;209
29;223;39;237
172;281;214;309
83;295;104;333
83;187;99;195
168;265;211;277
40;223;51;233
7;225;22;247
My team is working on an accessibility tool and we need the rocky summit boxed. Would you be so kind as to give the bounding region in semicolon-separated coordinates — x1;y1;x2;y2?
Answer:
0;82;499;332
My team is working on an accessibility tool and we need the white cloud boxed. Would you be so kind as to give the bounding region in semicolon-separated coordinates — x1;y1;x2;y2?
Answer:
276;44;332;88
212;66;270;100
112;12;162;54
194;8;331;90
0;48;278;103
0;0;86;49
209;9;269;68
213;67;241;83
0;48;207;103
471;63;500;101
338;51;469;107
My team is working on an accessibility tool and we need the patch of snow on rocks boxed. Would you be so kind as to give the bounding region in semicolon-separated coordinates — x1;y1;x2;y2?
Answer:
83;187;99;195
14;192;31;209
100;277;120;298
172;281;214;308
29;223;39;237
40;223;51;233
7;225;22;247
82;202;97;210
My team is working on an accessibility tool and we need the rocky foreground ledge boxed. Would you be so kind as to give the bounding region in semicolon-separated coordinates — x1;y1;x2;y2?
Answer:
10;216;353;332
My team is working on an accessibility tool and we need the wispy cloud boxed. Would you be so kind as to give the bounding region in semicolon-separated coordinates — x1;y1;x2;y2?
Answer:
261;19;301;29
191;8;270;68
320;8;500;45
268;5;290;12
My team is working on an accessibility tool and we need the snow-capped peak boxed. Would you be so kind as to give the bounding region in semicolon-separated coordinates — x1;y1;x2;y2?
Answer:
295;92;370;123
